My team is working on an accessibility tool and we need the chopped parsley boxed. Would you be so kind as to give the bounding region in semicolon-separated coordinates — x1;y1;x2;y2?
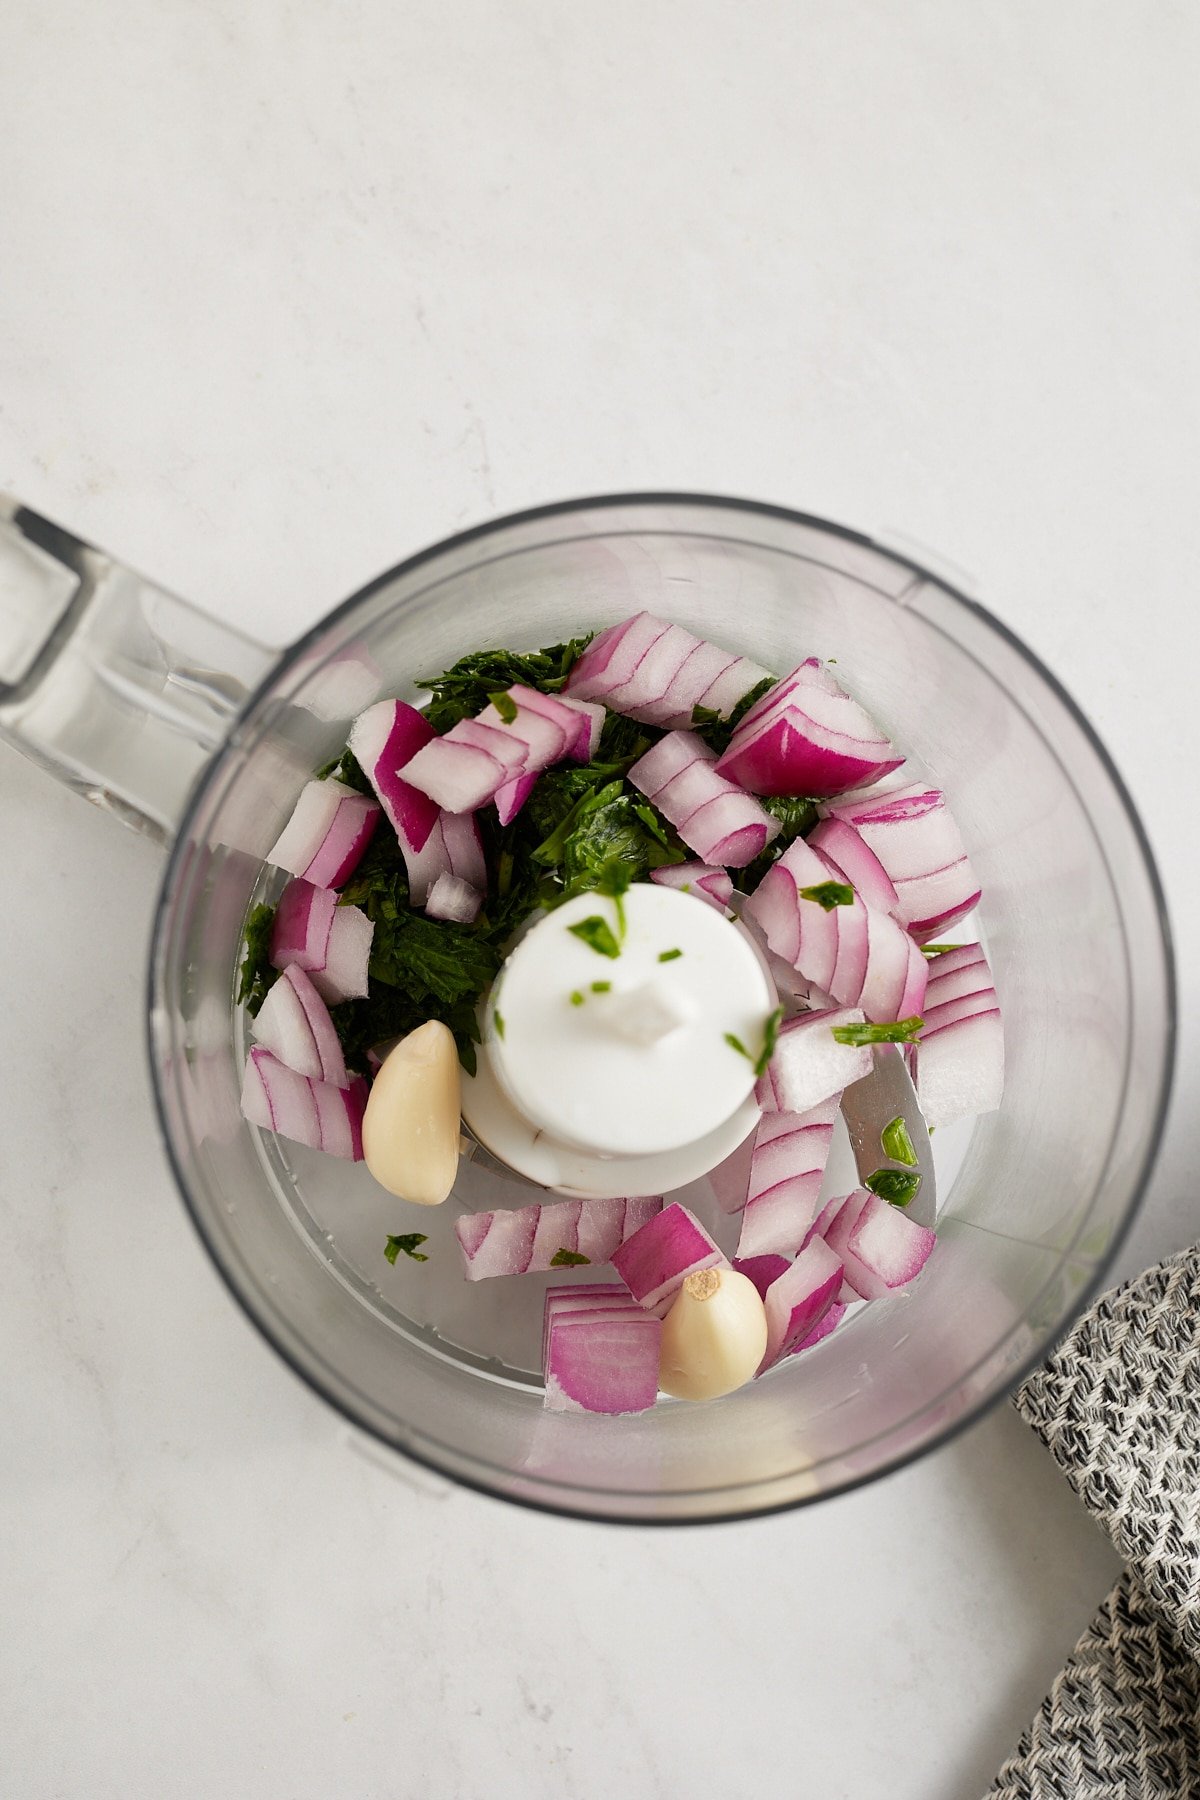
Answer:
691;675;775;754
754;1005;785;1079
569;989;585;1006
724;1031;750;1060
417;636;592;733
384;1233;429;1264
237;903;279;1016
590;980;612;994
921;942;964;957
493;1009;505;1040
799;880;855;910
568;914;622;959
658;947;683;963
832;1017;924;1046
488;690;518;724
881;1115;919;1166
865;1169;922;1208
549;1248;591;1267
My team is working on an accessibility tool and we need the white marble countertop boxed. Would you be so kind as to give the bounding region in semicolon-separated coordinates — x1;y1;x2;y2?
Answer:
2;4;1198;1795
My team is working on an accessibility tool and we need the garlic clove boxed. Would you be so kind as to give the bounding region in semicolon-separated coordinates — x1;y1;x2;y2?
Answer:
658;1266;769;1400
362;1019;460;1205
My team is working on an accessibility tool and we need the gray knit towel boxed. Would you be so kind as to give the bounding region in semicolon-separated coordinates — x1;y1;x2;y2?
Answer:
987;1243;1200;1798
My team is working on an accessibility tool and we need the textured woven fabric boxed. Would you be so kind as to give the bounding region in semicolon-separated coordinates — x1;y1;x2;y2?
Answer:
989;1574;1200;1800
986;1244;1200;1798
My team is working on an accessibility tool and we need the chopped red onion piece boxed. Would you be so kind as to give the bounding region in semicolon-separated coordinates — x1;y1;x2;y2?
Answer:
240;1047;367;1160
399;733;510;814
566;610;769;727
808;816;899;915
544;1295;662;1414
915;942;1003;1126
455;1195;663;1280
649;861;734;913
827;783;981;939
737;1096;839;1259
251;964;350;1088
542;1282;629;1369
425;873;483;925
495;769;539;826
348;699;440;853
402;809;487;906
311;905;374;1002
732;1254;791;1301
629;730;780;867
825;1187;936;1300
755;1008;873;1115
559;696;605;760
743;835;927;1023
270;878;336;975
759;1238;844;1369
611;1202;728;1316
715;661;902;797
268;778;380;890
791;1299;846;1353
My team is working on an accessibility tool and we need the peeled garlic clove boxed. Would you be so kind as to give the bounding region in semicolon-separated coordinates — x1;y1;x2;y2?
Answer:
362;1020;460;1205
658;1267;768;1400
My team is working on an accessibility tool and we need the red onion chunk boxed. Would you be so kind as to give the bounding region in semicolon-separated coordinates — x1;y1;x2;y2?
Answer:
240;1047;367;1160
495;769;538;825
402;810;487;906
271;878;336;975
348;699;440;853
544;1303;662;1415
268;778;380;890
629;731;780;868
917;1007;1004;1128
649;861;734;913
792;1299;847;1354
542;1283;629;1370
425;873;483;925
312;905;373;1003
455;1195;663;1280
755;1008;873;1116
559;696;605;760
251;964;350;1088
737;1096;839;1259
716;662;901;798
744;836;926;1022
566;609;770;727
759;1238;844;1369
611;1202;728;1316
709;1128;757;1216
453;718;529;774
454;1206;538;1279
732;1254;791;1301
826;1188;936;1300
827;783;980;938
400;733;510;813
808;817;899;914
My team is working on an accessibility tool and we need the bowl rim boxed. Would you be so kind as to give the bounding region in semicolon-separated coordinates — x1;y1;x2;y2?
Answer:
146;490;1178;1526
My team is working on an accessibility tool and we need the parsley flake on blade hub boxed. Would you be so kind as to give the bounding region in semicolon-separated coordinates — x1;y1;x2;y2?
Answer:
881;1114;919;1166
799;880;854;911
831;1017;924;1047
568;915;622;959
865;1169;922;1208
549;1248;591;1268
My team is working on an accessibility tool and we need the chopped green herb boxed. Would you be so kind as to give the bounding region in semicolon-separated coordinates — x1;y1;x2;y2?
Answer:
549;1248;591;1268
493;1009;505;1040
799;880;855;911
724;1031;751;1060
488;690;518;724
568;915;622;959
569;989;585;1006
692;675;775;754
237;903;279;1016
591;980;612;993
865;1168;922;1208
313;746;374;795
881;1115;919;1166
658;947;683;963
754;1005;785;1079
417;634;593;734
384;1233;429;1264
831;1017;924;1046
691;703;721;728
921;942;964;957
